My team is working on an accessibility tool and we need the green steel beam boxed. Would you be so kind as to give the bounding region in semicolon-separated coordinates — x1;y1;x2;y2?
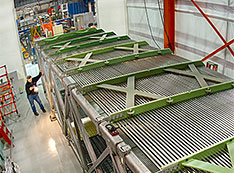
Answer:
45;32;116;50
182;159;233;173
161;137;234;173
97;76;163;108
126;76;135;108
227;139;234;166
37;28;104;46
107;81;233;123
65;49;172;75
81;60;204;94
165;64;226;87
188;64;208;87
49;35;130;56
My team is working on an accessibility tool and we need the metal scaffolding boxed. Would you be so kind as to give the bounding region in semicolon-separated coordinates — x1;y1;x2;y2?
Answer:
35;28;234;173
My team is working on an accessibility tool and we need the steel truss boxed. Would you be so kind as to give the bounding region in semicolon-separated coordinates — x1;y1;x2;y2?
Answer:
35;28;234;173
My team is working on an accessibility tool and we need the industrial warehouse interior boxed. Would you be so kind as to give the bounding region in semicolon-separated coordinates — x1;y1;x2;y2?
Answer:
0;0;233;172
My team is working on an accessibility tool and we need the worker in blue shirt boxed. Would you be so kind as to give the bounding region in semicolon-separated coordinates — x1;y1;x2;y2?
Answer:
25;70;46;116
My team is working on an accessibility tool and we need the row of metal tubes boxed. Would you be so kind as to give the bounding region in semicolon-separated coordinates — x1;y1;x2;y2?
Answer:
95;89;127;113
130;114;191;158
72;55;157;86
194;99;234;130
119;96;233;167
188;99;234;132
73;68;120;86
220;90;234;101
133;112;230;168
88;69;234;117
201;93;234;110
117;120;163;169
59;50;128;72
118;114;194;166
154;103;230;149
149;102;231;162
92;88;128;113
124;73;197;97
169;104;232;142
73;54;181;87
203;150;232;168
121;117;182;164
120;111;207;168
135;74;199;97
87;92;113;115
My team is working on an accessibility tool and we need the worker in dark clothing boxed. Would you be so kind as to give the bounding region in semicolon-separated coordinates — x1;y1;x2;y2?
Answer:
25;70;46;116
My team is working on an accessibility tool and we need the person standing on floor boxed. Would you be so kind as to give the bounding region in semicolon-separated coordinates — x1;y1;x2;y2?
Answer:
25;70;46;116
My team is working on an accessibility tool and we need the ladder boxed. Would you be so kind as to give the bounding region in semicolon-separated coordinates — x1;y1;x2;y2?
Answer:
0;65;19;118
0;119;13;146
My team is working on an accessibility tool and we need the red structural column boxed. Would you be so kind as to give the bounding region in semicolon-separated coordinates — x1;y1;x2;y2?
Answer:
164;0;175;53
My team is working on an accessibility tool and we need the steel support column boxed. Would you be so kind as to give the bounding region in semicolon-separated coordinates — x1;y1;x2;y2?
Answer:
164;0;175;53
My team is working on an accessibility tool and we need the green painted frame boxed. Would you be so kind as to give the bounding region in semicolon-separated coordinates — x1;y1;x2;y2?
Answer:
161;137;234;173
64;49;172;75
78;60;233;123
37;28;104;46
107;80;234;122
45;31;116;50
49;35;130;56
55;41;149;63
81;60;204;94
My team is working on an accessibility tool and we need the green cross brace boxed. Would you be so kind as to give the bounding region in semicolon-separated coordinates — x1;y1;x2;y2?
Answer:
64;49;171;75
45;32;116;50
161;137;234;173
97;76;163;108
165;64;226;87
115;43;150;54
89;33;107;40
37;28;104;46
107;80;233;123
79;52;93;67
49;35;130;56
81;60;205;94
55;41;149;63
52;41;72;50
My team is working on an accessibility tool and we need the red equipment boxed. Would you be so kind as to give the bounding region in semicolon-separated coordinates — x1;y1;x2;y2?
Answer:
0;65;19;117
0;65;17;147
0;118;13;146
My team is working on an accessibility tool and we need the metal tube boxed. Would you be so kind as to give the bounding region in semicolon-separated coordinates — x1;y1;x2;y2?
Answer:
125;151;151;173
71;89;100;126
41;59;54;109
50;91;63;126
70;95;102;173
50;71;65;115
68;98;88;172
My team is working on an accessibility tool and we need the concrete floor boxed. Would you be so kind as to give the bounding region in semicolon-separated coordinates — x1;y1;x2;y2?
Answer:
5;64;83;173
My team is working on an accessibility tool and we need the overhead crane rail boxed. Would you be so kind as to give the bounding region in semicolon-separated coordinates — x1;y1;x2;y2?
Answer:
35;28;234;173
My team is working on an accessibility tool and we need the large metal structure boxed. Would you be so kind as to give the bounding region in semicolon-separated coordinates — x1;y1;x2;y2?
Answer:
35;28;234;173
